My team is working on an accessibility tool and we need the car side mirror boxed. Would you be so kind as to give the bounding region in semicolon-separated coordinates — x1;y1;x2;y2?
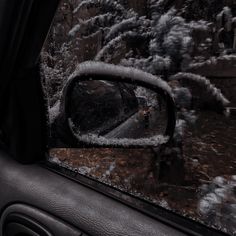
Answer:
51;62;176;148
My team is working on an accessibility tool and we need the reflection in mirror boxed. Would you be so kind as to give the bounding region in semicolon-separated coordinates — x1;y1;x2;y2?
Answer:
67;80;170;147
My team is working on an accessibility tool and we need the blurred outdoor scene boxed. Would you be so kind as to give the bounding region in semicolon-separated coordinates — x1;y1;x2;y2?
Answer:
41;0;236;235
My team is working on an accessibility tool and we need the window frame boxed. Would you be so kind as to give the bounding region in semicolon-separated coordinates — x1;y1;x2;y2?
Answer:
44;159;229;236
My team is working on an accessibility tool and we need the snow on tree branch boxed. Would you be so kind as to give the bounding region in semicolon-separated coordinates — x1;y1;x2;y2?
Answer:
105;16;139;42
95;31;151;62
74;0;129;16
104;15;152;42
70;0;138;42
69;13;114;37
68;23;81;37
169;72;230;108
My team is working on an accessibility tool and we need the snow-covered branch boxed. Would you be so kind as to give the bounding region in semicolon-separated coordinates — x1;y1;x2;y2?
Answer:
95;31;151;62
105;16;138;42
169;72;230;108
69;13;114;37
74;0;129;16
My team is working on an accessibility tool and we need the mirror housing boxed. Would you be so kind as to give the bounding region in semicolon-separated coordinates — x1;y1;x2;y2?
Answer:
52;62;176;148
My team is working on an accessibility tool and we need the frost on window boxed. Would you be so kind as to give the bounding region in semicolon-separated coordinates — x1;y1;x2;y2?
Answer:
41;1;236;235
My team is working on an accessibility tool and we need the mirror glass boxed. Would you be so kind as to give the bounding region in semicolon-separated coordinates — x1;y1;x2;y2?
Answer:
66;79;169;147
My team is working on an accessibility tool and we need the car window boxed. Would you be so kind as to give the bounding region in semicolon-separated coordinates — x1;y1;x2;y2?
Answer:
41;1;236;235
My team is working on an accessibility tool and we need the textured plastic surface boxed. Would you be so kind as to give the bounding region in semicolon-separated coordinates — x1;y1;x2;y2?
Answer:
0;151;186;236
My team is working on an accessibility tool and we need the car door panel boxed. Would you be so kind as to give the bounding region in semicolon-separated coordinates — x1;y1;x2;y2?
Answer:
0;151;186;236
1;204;81;236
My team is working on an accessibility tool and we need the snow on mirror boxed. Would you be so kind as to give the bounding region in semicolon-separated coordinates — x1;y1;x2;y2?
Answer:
66;80;170;147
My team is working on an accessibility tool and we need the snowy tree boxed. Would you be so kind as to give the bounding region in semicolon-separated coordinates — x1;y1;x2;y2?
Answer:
69;0;211;74
69;0;153;65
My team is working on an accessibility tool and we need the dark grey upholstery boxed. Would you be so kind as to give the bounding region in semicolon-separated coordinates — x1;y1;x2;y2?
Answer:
0;151;186;236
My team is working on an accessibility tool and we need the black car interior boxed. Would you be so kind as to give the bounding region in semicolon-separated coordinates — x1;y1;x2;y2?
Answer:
0;1;230;236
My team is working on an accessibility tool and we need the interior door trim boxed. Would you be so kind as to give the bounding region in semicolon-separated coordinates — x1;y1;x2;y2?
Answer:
0;204;81;236
0;150;186;236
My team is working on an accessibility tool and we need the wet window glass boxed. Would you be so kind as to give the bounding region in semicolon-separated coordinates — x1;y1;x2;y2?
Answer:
41;0;236;235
